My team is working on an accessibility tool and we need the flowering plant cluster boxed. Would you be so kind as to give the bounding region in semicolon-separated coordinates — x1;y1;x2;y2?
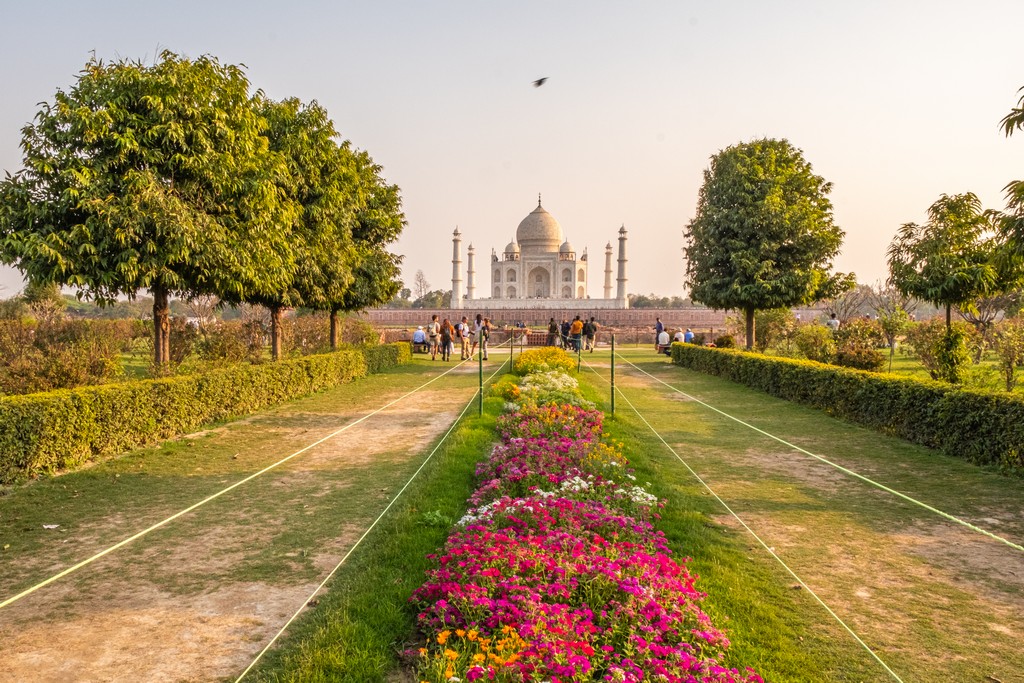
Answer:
512;347;577;376
513;370;595;409
411;369;761;683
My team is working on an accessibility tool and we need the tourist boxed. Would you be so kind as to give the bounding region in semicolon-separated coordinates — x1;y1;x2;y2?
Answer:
583;317;598;352
547;317;559;346
458;316;471;360
439;318;454;361
655;317;664;350
560;319;571;348
480;317;491;360
684;328;694;344
657;327;671;355
569;316;584;352
470;313;483;357
412;326;427;353
673;328;685;343
826;313;840;331
427;314;441;360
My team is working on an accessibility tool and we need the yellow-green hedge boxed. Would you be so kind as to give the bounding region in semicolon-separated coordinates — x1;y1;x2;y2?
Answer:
671;344;1024;473
0;343;412;483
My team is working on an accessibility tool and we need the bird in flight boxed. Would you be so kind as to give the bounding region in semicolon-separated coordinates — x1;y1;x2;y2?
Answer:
533;77;548;87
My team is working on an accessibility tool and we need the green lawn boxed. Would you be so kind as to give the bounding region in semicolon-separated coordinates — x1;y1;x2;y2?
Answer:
583;349;1024;682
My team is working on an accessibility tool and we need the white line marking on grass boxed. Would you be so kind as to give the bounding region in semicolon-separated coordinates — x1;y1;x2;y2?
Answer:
612;354;1024;555
598;372;905;683
0;356;480;612
233;351;512;681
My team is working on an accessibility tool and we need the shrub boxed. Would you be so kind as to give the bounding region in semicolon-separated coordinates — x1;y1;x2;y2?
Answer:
794;323;836;363
833;318;886;371
692;333;707;346
511;347;576;375
992;317;1024;392
905;319;979;382
671;344;1024;473
0;343;410;483
714;334;735;348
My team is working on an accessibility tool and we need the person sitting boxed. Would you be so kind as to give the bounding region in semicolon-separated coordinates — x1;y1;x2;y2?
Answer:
673;328;685;343
657;328;671;355
412;326;427;353
683;328;694;344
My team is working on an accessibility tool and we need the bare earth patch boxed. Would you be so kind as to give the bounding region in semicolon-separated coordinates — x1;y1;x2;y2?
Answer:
0;385;476;682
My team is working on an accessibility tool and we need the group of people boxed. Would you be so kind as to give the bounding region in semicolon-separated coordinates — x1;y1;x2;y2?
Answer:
655;317;694;354
546;315;599;352
413;314;492;361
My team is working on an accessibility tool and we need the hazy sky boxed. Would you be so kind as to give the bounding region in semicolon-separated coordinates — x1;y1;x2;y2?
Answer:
1;1;1022;300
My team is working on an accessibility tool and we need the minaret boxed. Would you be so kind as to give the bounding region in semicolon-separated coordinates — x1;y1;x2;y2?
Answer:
466;243;476;301
616;225;628;308
451;227;463;309
603;242;614;299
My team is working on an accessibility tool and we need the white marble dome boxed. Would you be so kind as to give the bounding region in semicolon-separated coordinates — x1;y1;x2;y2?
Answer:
504;239;520;253
516;199;564;252
559;240;574;253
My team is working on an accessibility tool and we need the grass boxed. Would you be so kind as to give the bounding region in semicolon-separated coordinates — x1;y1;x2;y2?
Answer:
0;359;484;599
583;349;1024;682
244;386;511;682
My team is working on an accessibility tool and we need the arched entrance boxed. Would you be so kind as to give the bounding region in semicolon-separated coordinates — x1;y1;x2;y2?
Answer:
529;266;551;298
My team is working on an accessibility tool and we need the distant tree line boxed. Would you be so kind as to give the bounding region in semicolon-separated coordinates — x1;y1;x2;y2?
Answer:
0;51;404;366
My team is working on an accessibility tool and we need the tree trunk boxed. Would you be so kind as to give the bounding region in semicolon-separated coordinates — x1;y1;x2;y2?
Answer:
153;286;170;367
330;309;339;350
745;307;755;351
271;305;283;361
945;304;951;331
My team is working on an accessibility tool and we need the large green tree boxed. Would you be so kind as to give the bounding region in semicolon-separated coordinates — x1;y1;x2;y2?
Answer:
1000;86;1024;258
330;149;404;346
0;52;294;365
248;97;358;359
684;138;852;349
887;193;1002;330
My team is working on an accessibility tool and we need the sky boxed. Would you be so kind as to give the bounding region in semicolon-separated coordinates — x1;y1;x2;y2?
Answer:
1;1;1022;300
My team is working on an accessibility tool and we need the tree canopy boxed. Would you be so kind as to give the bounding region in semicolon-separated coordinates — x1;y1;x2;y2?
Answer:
684;138;852;348
887;193;1005;329
0;51;295;364
0;51;405;363
999;86;1024;256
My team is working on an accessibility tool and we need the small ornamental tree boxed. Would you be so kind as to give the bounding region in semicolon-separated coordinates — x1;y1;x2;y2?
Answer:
0;52;294;366
684;138;853;349
887;193;1001;330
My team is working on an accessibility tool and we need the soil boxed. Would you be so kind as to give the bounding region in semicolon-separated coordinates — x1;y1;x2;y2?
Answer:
0;384;477;683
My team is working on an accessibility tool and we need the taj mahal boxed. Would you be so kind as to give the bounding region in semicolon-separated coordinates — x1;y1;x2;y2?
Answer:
449;195;630;310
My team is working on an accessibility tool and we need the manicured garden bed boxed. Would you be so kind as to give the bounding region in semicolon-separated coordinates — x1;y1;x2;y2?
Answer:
410;349;761;682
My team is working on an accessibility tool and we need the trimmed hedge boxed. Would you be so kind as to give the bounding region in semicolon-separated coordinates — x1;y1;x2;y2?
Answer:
671;343;1024;473
0;343;412;484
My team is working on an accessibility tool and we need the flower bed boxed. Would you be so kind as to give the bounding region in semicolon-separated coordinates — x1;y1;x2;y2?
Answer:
411;368;761;682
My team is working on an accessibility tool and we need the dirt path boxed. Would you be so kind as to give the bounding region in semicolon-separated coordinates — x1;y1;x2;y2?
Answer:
0;363;481;682
589;352;1024;683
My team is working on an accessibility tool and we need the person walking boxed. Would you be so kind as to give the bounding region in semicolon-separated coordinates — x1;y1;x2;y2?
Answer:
569;315;584;352
546;317;559;346
458;316;471;360
427;314;441;360
583;317;598;352
480;317;491;360
654;317;664;351
470;313;483;357
439;318;454;361
560;319;571;348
